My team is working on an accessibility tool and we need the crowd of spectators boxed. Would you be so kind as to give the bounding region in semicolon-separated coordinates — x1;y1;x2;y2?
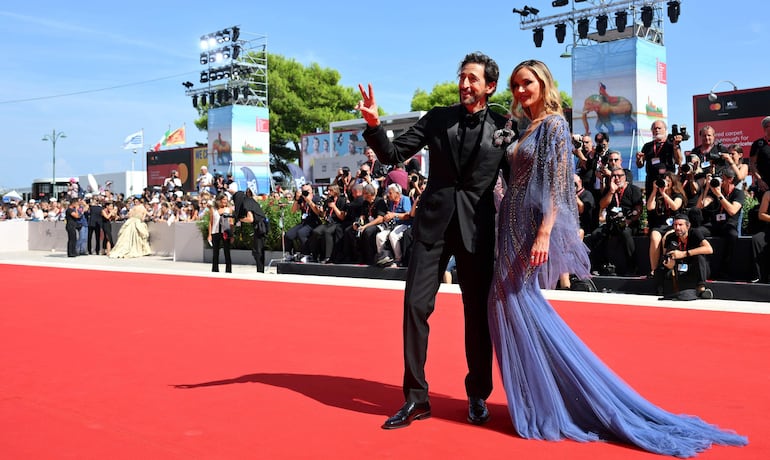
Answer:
573;116;770;298
6;115;770;297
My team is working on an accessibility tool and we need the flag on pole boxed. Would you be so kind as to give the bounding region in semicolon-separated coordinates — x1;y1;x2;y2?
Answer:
153;129;170;152
122;130;143;150
165;125;186;146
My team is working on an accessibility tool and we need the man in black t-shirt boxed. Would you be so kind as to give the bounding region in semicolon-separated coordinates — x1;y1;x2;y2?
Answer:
658;214;714;299
636;120;683;196
697;167;744;280
749;116;770;187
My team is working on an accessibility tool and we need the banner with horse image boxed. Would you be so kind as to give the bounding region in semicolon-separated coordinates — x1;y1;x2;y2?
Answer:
573;37;667;184
208;105;272;195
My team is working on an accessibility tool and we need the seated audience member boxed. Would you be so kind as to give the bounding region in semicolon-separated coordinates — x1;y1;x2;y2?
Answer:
751;189;770;283
309;185;348;263
645;171;685;277
696;167;744;280
585;166;643;275
284;184;322;261
339;184;365;263
374;184;412;267
345;184;386;265
383;162;409;193
655;214;714;300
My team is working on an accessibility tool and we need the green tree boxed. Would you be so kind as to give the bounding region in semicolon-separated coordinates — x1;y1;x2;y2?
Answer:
193;53;361;180
410;81;572;114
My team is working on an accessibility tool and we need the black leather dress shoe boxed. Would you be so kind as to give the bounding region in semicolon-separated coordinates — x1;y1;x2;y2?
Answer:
381;401;431;430
467;397;490;425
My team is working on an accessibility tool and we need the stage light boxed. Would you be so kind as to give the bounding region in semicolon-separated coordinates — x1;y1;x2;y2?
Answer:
182;81;194;89
524;6;539;15
232;87;239;100
641;6;653;28
217;90;227;104
232;45;241;60
215;51;224;62
200;53;208;65
200;94;207;105
222;28;231;42
533;27;544;48
222;47;231;59
555;23;566;44
577;18;589;39
512;8;529;17
209;70;218;81
200;35;209;50
596;14;608;36
200;71;209;83
615;11;628;33
207;36;217;49
216;32;225;44
552;0;568;7
667;1;681;23
231;27;240;42
192;95;198;108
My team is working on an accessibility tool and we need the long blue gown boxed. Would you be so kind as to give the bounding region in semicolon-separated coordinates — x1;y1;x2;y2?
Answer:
488;114;748;457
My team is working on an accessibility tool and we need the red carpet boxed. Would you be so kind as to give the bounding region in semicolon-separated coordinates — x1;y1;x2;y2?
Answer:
0;264;767;459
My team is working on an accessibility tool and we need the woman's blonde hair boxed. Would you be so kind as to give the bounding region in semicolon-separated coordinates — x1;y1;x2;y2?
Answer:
509;59;562;120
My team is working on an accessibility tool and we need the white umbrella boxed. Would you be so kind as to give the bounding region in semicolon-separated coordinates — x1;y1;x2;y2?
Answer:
2;190;22;203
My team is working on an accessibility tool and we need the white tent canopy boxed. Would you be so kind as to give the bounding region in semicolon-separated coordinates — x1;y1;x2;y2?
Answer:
2;190;23;203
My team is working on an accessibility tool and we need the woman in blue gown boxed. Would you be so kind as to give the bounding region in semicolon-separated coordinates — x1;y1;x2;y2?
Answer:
488;59;748;457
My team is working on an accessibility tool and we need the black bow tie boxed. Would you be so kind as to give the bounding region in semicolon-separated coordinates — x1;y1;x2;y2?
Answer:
463;110;485;128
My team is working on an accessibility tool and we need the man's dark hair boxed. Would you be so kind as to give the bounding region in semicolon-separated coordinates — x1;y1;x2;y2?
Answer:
459;52;499;96
595;132;610;143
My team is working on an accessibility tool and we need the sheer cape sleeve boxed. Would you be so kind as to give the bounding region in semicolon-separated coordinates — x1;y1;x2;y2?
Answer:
525;115;591;288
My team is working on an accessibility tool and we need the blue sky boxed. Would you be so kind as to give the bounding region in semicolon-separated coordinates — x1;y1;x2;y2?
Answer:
1;1;767;190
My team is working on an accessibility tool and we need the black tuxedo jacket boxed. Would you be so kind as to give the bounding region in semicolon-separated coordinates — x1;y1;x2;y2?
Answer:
364;105;511;253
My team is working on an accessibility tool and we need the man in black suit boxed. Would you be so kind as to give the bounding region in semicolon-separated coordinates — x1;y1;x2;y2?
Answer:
356;52;513;430
87;197;103;255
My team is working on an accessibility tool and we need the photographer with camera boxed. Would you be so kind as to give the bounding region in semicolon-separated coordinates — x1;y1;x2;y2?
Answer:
364;146;388;191
284;184;323;261
696;167;744;280
585;166;643;275
656;214;714;300
354;163;379;193
163;170;183;200
374;183;413;267
344;184;387;265
334;166;352;199
636;121;684;196
645;171;685;278
749;116;770;187
309;184;348;264
679;153;704;211
724;144;749;184
692;125;730;175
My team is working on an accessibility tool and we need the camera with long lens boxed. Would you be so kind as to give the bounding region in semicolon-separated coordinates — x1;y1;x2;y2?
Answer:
709;175;722;188
358;169;369;179
667;124;691;143
662;239;680;264
604;206;627;235
680;163;693;174
571;134;583;150
655;177;666;189
707;142;729;163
